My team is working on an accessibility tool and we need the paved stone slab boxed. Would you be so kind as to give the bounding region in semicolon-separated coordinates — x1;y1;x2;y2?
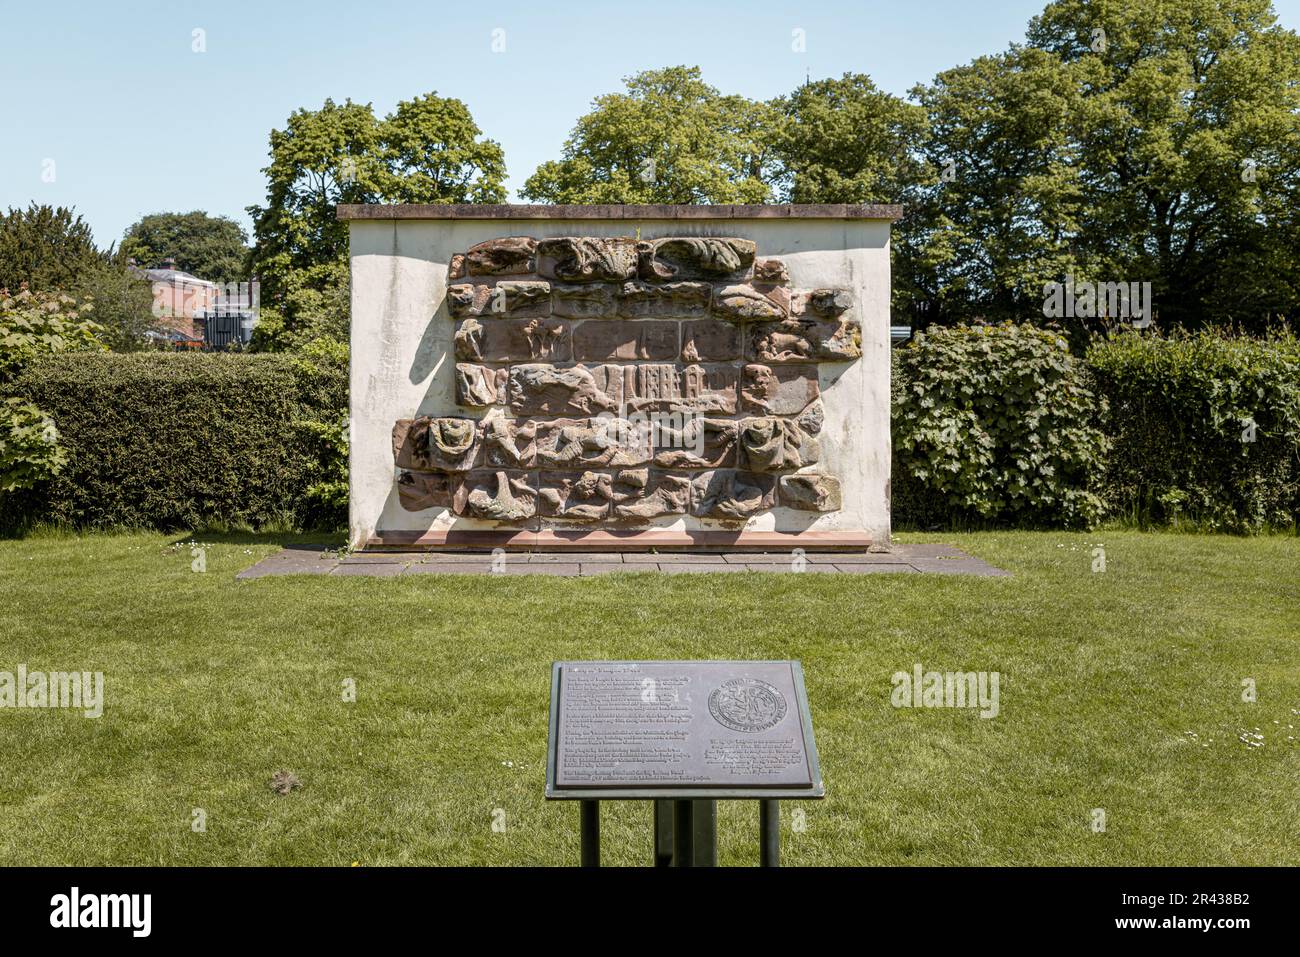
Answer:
579;563;630;576
832;563;919;574
655;563;751;573
237;543;1007;579
404;562;496;574
528;552;625;563
338;552;418;564
332;562;408;577
621;552;729;563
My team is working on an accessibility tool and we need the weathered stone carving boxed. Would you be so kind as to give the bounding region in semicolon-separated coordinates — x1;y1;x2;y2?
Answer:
455;363;507;407
749;317;862;363
611;469;691;520
653;417;737;469
691;470;777;521
794;288;853;317
752;259;789;285
553;283;617;318
397;470;454;512
739;363;819;415
480;409;536;468
454;470;537;522
535;417;651;469
737;417;819;472
454;317;571;362
537;237;638;282
393;416;480;472
712;284;788;321
464;237;537;276
617;280;711;318
447;281;551;318
681;320;741;362
797;399;825;436
508;364;621;416
572;319;679;361
638;238;756;281
621;363;737;414
538;471;613;521
780;474;842;511
412;234;860;528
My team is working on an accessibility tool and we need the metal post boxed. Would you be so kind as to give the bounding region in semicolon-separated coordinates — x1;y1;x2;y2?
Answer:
672;799;695;867
580;800;600;867
653;800;673;867
692;799;718;866
760;800;780;868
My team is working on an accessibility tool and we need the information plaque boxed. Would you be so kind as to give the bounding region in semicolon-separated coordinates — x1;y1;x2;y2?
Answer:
545;660;824;800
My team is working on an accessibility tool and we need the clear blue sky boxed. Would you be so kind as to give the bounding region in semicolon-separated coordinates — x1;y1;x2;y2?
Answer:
3;0;1298;248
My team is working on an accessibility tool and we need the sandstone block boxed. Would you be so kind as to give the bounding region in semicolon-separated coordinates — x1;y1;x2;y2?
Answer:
537;237;638;282
454;317;571;362
572;319;679;361
455;363;507;407
454;470;537;522
739;363;820;415
691;470;777;521
617;280;711;318
780;474;842;511
681;320;741;361
637;238;756;281
464;236;537;276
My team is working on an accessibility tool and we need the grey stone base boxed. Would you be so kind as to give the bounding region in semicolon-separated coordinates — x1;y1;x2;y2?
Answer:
236;543;1008;579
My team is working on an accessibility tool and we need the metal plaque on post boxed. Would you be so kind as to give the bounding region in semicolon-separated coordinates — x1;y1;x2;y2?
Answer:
545;660;824;800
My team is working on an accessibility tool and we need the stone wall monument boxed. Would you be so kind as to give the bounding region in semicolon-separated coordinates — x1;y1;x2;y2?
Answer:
339;204;901;551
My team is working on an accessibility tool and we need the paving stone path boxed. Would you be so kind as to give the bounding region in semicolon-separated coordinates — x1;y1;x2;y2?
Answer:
236;543;1008;579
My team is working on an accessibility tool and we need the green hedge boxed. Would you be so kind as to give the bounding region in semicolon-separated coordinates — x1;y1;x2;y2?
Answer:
892;323;1109;529
894;325;1300;532
0;352;346;532
1087;331;1300;532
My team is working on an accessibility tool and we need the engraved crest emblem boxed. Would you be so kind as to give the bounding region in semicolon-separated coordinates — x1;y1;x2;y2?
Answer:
708;677;788;733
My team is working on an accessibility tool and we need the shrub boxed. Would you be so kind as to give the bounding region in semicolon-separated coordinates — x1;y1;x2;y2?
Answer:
1087;330;1300;531
0;398;65;492
892;322;1108;528
0;351;346;532
0;287;104;379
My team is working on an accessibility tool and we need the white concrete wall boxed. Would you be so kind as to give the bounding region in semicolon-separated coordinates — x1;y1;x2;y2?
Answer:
346;216;893;548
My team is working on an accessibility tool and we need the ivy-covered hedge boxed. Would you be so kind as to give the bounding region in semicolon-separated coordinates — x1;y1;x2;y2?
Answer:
894;324;1300;532
0;351;346;532
1087;331;1300;532
892;323;1109;529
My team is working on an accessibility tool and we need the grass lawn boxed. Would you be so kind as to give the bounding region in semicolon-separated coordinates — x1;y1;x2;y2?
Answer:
0;529;1296;866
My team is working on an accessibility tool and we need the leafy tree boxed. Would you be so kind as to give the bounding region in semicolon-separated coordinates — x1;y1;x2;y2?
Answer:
247;94;506;346
1026;0;1300;330
905;46;1087;326
521;67;777;204
903;0;1300;330
0;288;105;494
0;288;104;380
769;73;931;205
120;211;250;283
76;253;159;351
0;204;101;293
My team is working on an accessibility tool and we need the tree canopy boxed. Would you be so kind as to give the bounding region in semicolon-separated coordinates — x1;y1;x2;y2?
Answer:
247;93;506;345
521;67;777;204
121;211;249;284
0;204;101;293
